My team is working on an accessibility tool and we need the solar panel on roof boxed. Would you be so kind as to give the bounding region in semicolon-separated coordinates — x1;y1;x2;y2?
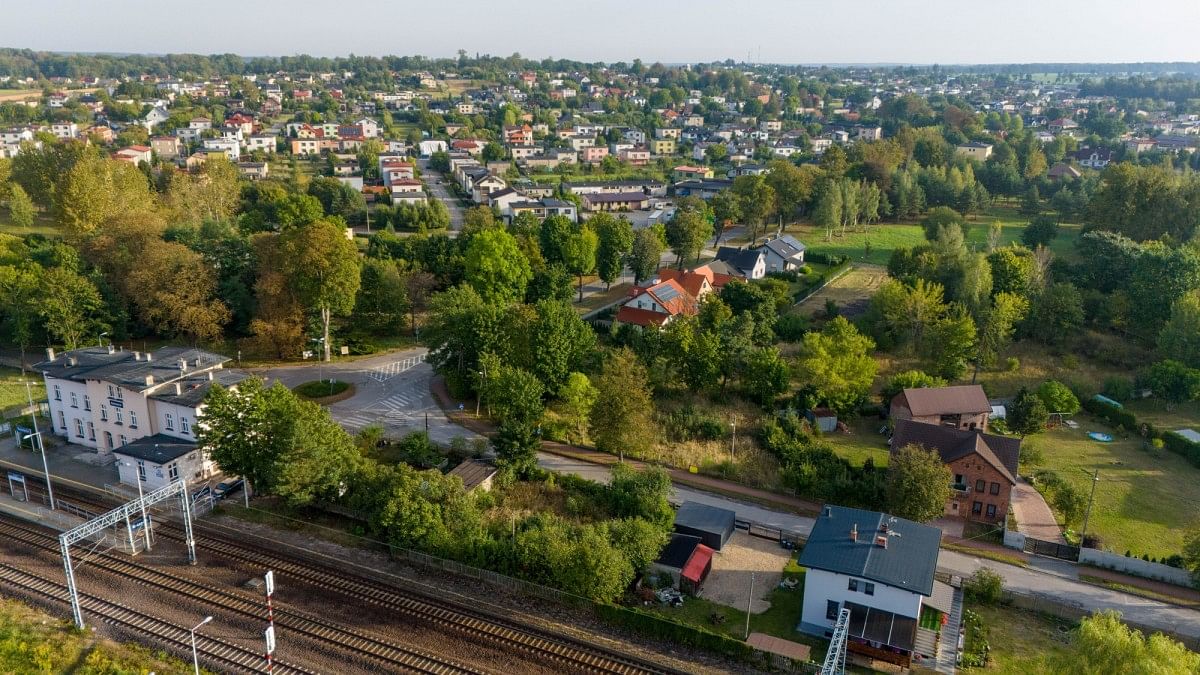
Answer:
655;284;680;302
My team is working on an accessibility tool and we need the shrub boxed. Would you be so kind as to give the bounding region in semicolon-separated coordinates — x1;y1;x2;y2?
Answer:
1102;377;1134;402
773;313;809;342
661;406;727;442
964;568;1005;606
293;379;350;398
1005;356;1020;372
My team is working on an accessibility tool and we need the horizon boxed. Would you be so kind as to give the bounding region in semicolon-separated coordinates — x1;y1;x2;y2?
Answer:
4;0;1200;65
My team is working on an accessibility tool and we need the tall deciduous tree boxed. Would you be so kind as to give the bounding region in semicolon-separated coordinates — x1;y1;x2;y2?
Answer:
590;348;654;461
592;214;634;289
562;224;598;302
794;317;878;414
7;183;34;229
483;363;544;475
886;444;953;522
126;240;231;343
628;226;664;284
38;266;104;349
58;155;155;234
278;220;362;361
1159;291;1200;369
530;299;595;396
464;228;533;305
0;263;42;370
1008;387;1049;436
665;205;710;267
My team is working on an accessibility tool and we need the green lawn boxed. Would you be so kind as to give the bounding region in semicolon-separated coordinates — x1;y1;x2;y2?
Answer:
1125;399;1200;434
0;206;64;238
1022;422;1200;558
820;415;891;468
0;367;43;414
0;597;196;674
963;604;1073;674
640;553;822;657
790;207;1080;267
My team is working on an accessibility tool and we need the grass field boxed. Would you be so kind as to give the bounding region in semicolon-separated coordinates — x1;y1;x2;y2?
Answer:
1022;422;1200;558
0;597;194;673
1125;399;1200;434
0;206;65;238
963;604;1073;673
819;415;891;468
790;207;1080;267
793;263;887;318
0;367;43;414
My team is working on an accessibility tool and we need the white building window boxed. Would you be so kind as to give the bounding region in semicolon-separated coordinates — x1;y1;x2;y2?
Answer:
58;411;66;429
107;385;114;398
120;434;128;447
74;419;84;438
115;409;123;425
83;395;91;411
100;405;107;421
165;413;174;431
87;422;95;440
70;392;78;408
180;417;191;434
129;412;138;429
104;431;112;448
53;385;61;401
168;464;179;483
136;459;145;481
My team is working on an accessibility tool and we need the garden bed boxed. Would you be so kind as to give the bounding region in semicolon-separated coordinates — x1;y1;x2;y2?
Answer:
293;379;355;404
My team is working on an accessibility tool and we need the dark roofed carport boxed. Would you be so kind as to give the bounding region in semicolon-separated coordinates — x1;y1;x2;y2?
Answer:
673;501;736;551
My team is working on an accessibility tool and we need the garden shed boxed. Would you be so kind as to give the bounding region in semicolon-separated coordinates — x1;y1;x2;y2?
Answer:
805;407;838;433
673;501;736;551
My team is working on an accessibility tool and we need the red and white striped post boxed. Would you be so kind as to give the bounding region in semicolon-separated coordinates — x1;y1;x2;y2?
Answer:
263;570;276;672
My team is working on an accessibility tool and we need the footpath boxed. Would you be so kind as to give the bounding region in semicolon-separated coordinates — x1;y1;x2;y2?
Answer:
431;376;1200;634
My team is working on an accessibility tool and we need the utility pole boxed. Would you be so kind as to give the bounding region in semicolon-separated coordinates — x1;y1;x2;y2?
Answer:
1080;469;1100;545
744;572;755;639
189;615;213;675
25;381;53;510
730;420;737;464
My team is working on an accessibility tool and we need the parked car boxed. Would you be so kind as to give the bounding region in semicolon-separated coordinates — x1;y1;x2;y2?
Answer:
213;479;245;500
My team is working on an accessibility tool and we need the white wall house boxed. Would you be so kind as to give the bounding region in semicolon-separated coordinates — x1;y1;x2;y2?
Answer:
36;346;248;488
797;506;948;669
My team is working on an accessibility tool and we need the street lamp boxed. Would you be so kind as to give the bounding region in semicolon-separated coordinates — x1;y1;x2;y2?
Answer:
310;338;326;387
23;380;54;510
98;331;109;347
119;460;153;551
189;615;213;675
1079;468;1100;545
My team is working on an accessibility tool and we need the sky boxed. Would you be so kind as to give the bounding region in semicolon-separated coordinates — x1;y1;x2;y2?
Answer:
4;0;1200;65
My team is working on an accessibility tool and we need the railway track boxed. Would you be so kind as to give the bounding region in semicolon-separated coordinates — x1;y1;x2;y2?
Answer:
18;482;685;675
0;561;312;675
0;515;480;675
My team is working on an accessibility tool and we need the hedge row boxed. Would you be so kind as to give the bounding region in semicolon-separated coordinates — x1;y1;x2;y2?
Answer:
806;252;849;266
1082;398;1200;468
593;604;768;665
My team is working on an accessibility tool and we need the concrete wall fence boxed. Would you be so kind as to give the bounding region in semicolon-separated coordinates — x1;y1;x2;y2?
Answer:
1079;548;1194;588
1002;529;1026;550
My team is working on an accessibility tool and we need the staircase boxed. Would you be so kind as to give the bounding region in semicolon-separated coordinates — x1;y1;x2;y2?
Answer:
933;585;965;674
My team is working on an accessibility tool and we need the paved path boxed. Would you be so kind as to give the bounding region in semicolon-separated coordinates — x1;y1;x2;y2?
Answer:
1011;478;1066;544
254;349;479;446
417;159;465;229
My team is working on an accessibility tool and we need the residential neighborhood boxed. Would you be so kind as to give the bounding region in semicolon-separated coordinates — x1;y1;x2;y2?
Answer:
1;9;1200;673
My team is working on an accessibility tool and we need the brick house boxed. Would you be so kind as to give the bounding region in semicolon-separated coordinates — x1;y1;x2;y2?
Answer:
890;419;1020;524
890;385;991;431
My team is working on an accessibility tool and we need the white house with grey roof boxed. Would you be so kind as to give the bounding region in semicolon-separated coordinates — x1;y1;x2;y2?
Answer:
35;345;248;486
798;505;955;669
755;234;806;272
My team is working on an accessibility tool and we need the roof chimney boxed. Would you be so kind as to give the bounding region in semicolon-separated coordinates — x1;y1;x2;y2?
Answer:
144;352;152;362
67;356;77;367
144;374;154;386
133;351;141;362
823;505;832;518
875;535;888;549
45;348;56;362
850;524;858;543
207;371;214;381
174;382;182;396
106;344;115;354
178;358;187;373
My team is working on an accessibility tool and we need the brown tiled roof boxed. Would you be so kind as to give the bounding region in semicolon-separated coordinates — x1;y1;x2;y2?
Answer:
447;459;497;491
615;306;671;327
897;385;991;417
890;419;1019;484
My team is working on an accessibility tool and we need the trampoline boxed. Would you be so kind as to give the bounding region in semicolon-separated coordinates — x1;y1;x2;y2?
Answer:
1087;432;1113;442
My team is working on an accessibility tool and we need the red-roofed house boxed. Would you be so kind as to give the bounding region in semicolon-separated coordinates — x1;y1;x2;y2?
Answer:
615;277;702;328
673;165;714;181
113;145;152;165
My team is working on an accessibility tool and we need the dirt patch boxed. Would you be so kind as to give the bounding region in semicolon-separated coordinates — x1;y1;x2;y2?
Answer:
796;264;887;318
698;532;792;613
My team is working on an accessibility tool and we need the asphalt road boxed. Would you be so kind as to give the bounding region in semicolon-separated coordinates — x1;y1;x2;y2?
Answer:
417;159;465;230
255;349;477;446
269;350;1200;641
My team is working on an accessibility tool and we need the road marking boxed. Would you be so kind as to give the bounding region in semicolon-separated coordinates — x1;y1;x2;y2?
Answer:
366;355;426;382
